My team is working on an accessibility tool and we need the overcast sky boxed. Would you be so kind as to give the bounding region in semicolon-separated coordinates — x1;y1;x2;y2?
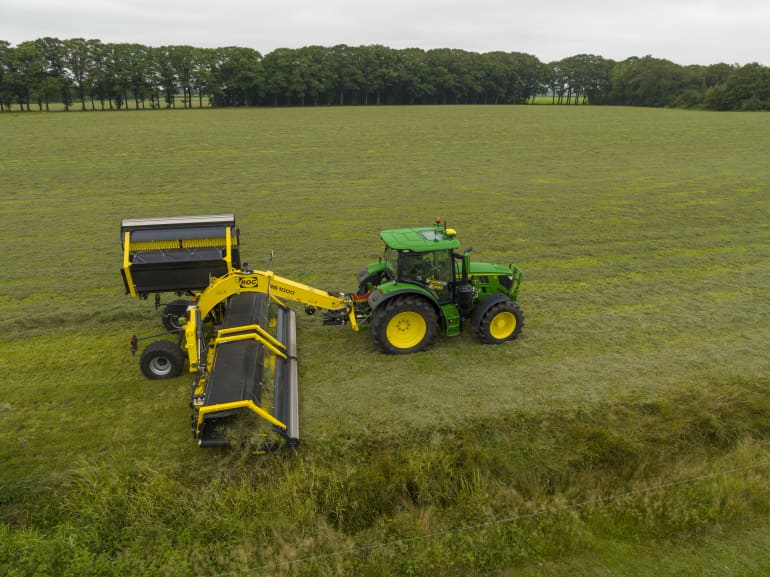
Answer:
1;0;767;66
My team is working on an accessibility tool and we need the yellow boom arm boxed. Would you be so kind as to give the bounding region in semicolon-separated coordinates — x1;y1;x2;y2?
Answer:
196;269;353;320
184;269;357;370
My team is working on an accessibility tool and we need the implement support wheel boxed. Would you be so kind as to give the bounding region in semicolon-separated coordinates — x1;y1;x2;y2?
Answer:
370;295;438;354
140;340;186;379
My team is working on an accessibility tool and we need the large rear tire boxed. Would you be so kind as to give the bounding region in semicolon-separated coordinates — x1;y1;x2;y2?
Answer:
475;299;523;345
140;340;185;379
370;295;438;354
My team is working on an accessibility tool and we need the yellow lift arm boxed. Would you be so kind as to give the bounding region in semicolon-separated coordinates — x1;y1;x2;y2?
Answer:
184;269;358;371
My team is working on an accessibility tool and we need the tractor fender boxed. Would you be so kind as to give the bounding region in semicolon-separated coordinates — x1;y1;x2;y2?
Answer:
368;286;442;320
470;293;513;332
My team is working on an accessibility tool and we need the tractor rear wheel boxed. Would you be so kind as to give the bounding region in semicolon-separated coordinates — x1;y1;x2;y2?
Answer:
140;340;185;379
370;295;438;354
475;299;523;345
162;299;191;332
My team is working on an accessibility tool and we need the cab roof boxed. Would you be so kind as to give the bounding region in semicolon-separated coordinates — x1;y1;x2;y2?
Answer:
380;226;460;252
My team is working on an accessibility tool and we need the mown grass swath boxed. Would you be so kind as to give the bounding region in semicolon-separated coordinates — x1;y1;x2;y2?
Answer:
1;106;769;576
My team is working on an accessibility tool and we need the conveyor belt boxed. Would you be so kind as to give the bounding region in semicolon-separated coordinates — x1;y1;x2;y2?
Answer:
221;291;268;330
197;293;268;445
205;292;267;409
197;292;299;448
203;340;263;410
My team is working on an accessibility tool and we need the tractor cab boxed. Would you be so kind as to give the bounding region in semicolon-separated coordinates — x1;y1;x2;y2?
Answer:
379;218;460;302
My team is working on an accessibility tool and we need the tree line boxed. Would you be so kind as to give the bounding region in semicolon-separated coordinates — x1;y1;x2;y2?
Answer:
1;38;768;112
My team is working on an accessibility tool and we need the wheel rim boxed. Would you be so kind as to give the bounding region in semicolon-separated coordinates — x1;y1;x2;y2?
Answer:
386;311;427;349
489;311;517;340
149;356;172;376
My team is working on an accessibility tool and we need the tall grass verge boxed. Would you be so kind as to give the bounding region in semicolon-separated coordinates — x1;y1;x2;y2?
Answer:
2;379;769;576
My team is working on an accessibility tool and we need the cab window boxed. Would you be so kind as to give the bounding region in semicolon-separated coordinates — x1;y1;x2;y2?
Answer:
398;250;454;286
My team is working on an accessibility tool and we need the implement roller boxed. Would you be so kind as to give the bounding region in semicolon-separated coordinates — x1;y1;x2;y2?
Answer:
121;214;524;449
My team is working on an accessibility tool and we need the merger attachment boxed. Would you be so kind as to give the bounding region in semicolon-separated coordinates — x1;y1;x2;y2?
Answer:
122;214;354;449
191;292;299;448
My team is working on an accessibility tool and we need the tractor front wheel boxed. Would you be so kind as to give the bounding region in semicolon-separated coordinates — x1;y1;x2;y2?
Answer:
139;340;186;379
370;295;438;354
475;299;523;345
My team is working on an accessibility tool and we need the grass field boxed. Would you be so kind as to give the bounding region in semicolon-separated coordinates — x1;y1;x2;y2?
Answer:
1;106;770;576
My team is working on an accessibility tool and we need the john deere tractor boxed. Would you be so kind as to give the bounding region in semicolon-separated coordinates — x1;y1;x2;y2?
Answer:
350;217;523;354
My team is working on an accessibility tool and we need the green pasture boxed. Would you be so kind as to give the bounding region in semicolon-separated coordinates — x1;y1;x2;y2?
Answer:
1;106;770;576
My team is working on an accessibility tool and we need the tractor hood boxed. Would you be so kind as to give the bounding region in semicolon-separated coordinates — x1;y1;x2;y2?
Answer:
467;261;516;276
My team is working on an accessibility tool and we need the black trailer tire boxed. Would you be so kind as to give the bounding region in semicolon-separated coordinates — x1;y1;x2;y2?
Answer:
140;340;185;379
162;299;192;332
370;295;438;354
475;299;523;345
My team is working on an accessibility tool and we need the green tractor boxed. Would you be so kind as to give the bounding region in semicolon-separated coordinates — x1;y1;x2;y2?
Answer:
349;218;524;354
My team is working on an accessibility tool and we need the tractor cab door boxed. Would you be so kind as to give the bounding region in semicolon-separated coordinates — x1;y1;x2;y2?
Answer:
398;250;455;304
